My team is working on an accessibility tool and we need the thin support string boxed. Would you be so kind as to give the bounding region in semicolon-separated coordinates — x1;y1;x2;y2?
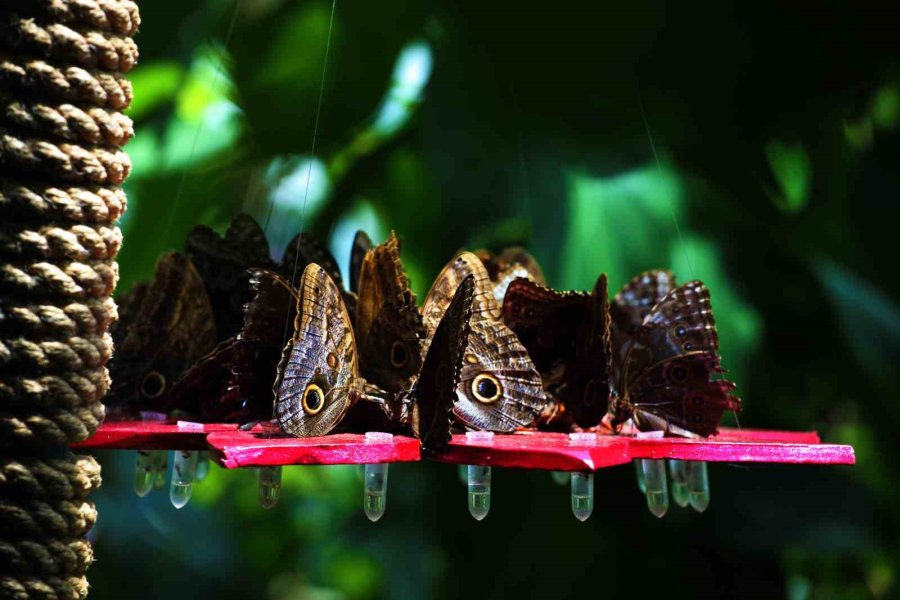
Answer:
638;94;694;278
160;0;243;250
272;0;338;418
638;94;741;429
158;0;243;253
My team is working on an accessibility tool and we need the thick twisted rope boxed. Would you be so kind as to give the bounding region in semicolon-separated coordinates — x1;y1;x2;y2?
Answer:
1;1;137;597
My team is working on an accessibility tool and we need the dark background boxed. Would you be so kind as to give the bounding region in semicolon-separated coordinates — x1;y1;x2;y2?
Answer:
90;1;898;598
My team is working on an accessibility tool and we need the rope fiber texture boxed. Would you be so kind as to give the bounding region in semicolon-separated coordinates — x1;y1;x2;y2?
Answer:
0;1;138;597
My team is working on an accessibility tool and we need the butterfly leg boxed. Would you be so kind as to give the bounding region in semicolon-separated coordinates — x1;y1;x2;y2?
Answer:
170;450;198;509
258;466;282;509
640;459;669;518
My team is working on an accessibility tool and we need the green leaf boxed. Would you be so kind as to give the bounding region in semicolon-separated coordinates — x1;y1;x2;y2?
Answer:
765;140;812;214
126;61;184;121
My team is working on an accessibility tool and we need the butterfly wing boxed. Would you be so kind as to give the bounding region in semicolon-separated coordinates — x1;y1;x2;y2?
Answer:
564;274;612;428
186;214;273;340
502;277;589;375
282;231;344;289
412;275;475;454
349;230;373;294
107;253;218;415
274;263;360;437
609;270;676;386
421;252;496;337
356;232;426;392
615;281;740;436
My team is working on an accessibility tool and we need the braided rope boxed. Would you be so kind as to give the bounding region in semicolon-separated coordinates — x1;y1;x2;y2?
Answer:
0;334;113;373
0;55;132;110
1;2;137;595
0;259;118;299
0;496;97;540
1;99;133;147
0;224;122;262
0;574;88;600
0;130;131;186
0;538;93;578
0;16;138;73
0;298;117;339
0;456;100;501
1;0;141;37
0;369;110;411
0;183;126;224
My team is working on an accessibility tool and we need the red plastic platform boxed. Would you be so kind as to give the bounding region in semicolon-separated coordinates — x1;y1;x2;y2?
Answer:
205;429;421;468
432;428;856;472
70;420;240;451
72;421;854;471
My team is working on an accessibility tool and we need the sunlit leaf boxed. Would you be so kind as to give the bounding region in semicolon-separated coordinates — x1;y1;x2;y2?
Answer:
765;140;811;214
126;61;184;121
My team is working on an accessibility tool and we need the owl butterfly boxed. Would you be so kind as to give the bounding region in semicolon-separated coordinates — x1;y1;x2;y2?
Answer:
106;252;218;417
501;275;611;430
607;279;741;437
168;269;296;423
355;232;426;393
274;263;471;453
349;230;373;294
475;247;547;306
422;252;546;432
186;214;274;341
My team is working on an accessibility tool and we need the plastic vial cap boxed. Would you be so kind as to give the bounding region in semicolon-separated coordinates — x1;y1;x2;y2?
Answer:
466;431;495;443
568;432;597;446
365;431;394;443
176;421;204;432
636;430;665;440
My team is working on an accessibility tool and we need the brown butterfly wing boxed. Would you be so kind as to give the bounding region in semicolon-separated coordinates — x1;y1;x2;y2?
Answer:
412;275;475;454
421;252;496;337
356;232;426;393
453;317;546;431
627;353;739;437
502;277;589;375
274;263;360;437
282;232;344;289
609;270;676;386
616;281;740;436
349;230;373;294
106;253;218;416
564;274;612;429
186;214;274;340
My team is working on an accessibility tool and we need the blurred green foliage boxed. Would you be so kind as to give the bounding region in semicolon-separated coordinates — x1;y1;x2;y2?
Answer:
91;1;899;599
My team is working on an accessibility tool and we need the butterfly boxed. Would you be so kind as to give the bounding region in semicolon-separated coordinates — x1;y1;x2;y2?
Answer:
606;276;740;437
106;252;218;416
281;230;358;325
274;262;472;452
422;252;546;432
168;269;296;423
354;232;426;393
349;229;373;294
501;274;611;430
475;246;547;306
186;214;275;341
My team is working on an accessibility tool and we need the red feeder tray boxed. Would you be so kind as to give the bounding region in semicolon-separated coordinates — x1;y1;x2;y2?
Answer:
432;428;856;471
71;420;240;451
205;428;421;468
